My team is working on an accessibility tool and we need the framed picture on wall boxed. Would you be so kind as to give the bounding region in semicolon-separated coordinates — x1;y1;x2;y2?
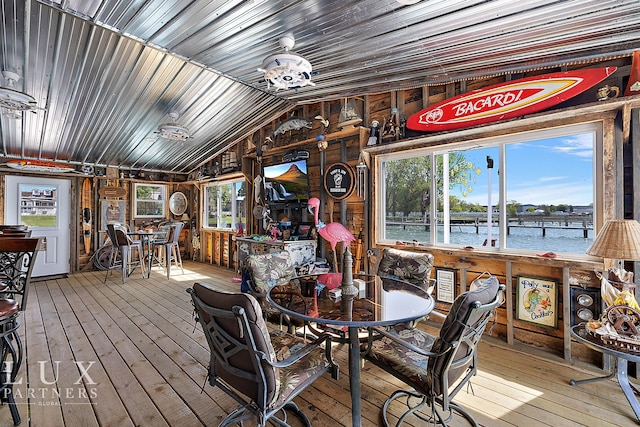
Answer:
516;276;558;328
101;200;126;230
436;268;457;304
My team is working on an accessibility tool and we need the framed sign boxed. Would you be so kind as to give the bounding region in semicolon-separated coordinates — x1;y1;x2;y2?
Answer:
516;276;558;328
101;200;126;230
324;162;355;200
436;268;457;304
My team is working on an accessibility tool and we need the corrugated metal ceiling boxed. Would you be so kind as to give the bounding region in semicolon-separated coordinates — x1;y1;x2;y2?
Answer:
1;0;639;175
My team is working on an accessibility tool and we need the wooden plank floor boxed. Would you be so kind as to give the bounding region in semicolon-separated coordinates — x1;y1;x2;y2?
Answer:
1;261;638;426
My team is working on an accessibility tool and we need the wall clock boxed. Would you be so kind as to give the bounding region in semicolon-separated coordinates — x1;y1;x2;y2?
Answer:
169;192;188;216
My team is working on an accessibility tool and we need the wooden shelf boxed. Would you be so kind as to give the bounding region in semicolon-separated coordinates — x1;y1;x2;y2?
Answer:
243;126;367;159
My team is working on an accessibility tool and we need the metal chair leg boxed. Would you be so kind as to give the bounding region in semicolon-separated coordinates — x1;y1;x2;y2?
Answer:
0;321;21;426
103;245;117;284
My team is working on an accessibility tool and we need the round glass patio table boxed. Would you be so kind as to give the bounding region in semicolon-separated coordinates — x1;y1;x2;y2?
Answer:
267;273;435;427
570;324;640;423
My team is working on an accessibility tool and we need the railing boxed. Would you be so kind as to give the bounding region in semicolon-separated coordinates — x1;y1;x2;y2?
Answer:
385;213;594;237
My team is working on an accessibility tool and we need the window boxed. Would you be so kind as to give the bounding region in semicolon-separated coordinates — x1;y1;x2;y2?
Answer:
378;122;602;256
134;184;166;218
204;179;246;230
18;184;58;227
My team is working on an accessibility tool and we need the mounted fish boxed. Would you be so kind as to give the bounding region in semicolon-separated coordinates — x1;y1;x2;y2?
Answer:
273;117;312;143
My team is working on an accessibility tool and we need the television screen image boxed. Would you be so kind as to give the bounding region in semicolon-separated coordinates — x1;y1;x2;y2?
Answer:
263;159;310;202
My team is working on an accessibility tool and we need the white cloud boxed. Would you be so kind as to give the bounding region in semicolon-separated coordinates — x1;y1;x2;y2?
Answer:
538;176;565;183
463;181;592;206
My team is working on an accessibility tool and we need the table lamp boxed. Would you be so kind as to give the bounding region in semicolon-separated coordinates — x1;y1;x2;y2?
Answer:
587;219;640;288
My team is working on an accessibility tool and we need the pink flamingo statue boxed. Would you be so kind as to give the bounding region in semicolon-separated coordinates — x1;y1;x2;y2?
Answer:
308;197;356;272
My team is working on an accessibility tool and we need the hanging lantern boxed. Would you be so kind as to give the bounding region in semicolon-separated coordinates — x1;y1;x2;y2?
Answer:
356;154;367;199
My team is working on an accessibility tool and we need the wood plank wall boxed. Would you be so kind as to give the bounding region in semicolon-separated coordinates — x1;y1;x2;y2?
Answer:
235;57;636;365
1;56;637;367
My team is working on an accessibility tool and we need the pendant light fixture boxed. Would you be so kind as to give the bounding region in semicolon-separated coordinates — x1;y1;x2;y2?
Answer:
0;71;38;111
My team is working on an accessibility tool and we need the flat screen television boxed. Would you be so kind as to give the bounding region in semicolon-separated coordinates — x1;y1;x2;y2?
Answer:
263;159;310;202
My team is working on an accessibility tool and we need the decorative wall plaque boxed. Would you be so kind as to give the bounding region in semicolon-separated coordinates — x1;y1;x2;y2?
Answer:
324;162;355;200
516;275;558;328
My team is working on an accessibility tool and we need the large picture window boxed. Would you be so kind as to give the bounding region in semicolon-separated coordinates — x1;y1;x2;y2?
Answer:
378;122;602;256
134;184;166;218
204;179;246;230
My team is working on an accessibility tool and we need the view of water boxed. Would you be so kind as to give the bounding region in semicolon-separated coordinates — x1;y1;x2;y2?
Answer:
386;223;593;255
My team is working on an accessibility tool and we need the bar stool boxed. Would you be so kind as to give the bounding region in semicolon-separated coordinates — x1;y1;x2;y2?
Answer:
0;225;31;238
0;237;42;425
149;222;184;280
104;223;145;283
0;225;28;232
163;222;184;280
0;230;31;238
147;223;171;276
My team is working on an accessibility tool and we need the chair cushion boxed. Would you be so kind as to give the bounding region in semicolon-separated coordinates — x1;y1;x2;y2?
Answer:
0;299;19;318
428;276;500;394
268;329;330;410
364;324;437;391
377;248;434;290
246;252;295;294
436;276;499;346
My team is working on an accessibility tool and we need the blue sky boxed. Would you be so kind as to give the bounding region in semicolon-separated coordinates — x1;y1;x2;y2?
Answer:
452;133;593;206
263;159;308;178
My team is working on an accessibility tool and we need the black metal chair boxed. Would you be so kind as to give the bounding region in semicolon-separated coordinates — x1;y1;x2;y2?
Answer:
363;276;505;426
104;223;145;283
187;282;338;426
0;237;42;425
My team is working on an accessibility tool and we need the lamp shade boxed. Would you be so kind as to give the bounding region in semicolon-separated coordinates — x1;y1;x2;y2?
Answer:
587;219;640;260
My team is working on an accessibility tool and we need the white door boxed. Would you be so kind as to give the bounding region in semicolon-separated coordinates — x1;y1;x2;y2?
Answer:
4;175;71;277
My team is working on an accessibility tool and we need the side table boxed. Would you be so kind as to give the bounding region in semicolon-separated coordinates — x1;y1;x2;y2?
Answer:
570;324;640;422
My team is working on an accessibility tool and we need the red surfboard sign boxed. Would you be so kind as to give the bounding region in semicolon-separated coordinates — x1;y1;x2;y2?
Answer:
407;67;616;132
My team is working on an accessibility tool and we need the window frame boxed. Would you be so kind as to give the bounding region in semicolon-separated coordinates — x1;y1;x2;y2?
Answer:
202;178;246;231
375;121;604;259
134;183;167;218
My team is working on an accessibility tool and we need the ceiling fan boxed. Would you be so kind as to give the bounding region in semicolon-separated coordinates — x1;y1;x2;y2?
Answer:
257;34;316;91
0;71;39;112
157;112;191;141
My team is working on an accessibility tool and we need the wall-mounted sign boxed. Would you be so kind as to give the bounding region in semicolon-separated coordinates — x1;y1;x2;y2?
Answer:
436;268;457;304
324;162;355;200
516;275;558;329
407;67;616;132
